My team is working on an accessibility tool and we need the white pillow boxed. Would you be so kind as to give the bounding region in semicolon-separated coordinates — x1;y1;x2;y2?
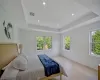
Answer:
12;55;27;71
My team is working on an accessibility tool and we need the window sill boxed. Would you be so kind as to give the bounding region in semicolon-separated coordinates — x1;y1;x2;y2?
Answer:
90;52;100;57
63;49;70;52
36;49;52;52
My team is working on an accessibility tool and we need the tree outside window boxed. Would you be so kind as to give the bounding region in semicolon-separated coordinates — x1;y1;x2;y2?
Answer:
91;30;100;55
36;36;52;50
64;36;70;50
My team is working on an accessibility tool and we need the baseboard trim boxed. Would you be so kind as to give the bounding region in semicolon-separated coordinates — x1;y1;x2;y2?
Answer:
61;55;97;71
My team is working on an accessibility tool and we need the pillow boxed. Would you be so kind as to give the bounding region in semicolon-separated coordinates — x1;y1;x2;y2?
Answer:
12;55;27;71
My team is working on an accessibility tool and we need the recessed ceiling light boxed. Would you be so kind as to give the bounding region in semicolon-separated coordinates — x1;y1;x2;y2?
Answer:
43;2;46;6
38;20;40;23
72;13;75;16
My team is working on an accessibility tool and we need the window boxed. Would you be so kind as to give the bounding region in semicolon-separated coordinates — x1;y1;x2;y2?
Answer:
36;36;52;50
90;30;100;56
64;36;70;50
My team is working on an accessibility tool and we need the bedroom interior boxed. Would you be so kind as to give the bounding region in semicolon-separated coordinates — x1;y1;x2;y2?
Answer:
0;0;100;80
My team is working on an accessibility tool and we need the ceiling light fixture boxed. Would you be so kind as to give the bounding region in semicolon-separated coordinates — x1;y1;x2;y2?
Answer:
72;13;75;16
38;20;40;23
43;2;46;6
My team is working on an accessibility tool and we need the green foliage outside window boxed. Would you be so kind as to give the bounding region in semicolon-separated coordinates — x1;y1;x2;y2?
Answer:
92;30;100;55
36;36;52;50
44;37;52;49
36;37;44;50
64;36;70;50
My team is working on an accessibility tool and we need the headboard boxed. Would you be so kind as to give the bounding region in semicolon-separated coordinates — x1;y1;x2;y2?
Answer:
0;43;19;70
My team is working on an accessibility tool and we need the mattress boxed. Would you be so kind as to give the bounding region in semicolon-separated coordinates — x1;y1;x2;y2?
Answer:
1;55;67;80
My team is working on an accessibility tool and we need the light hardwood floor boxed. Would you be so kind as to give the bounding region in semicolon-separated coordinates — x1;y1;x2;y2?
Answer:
53;56;98;80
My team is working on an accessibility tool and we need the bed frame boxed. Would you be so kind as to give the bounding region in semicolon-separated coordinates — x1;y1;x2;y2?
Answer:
0;43;64;80
40;72;63;80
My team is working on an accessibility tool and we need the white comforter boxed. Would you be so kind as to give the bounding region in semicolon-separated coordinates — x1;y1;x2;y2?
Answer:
1;55;67;80
16;56;45;80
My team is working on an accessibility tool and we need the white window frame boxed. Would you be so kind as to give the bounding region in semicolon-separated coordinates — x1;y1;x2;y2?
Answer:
36;36;52;51
63;36;71;51
89;29;100;57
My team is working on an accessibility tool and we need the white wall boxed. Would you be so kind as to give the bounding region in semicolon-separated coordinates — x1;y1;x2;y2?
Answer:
61;21;100;70
0;6;5;42
0;0;27;43
0;5;19;43
0;5;12;42
0;0;26;27
18;28;61;57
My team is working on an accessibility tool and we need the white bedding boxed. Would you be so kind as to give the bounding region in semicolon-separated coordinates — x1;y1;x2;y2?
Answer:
16;56;45;80
1;55;67;80
1;63;19;80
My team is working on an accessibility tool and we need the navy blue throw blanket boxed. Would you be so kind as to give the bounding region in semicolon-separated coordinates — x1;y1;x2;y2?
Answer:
38;54;60;77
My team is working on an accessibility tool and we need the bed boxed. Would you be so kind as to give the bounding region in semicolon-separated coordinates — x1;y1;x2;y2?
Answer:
0;43;67;80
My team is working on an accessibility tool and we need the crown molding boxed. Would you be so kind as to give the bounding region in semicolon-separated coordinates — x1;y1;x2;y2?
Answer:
17;16;100;34
18;27;60;34
60;12;98;31
60;17;100;33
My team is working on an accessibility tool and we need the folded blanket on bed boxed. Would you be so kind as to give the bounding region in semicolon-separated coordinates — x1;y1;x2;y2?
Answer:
38;54;60;77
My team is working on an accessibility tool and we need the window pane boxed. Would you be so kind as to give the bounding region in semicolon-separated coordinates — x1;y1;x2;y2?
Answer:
92;43;100;55
91;30;100;55
92;30;100;43
64;36;70;50
36;37;44;50
36;36;52;50
43;37;52;50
